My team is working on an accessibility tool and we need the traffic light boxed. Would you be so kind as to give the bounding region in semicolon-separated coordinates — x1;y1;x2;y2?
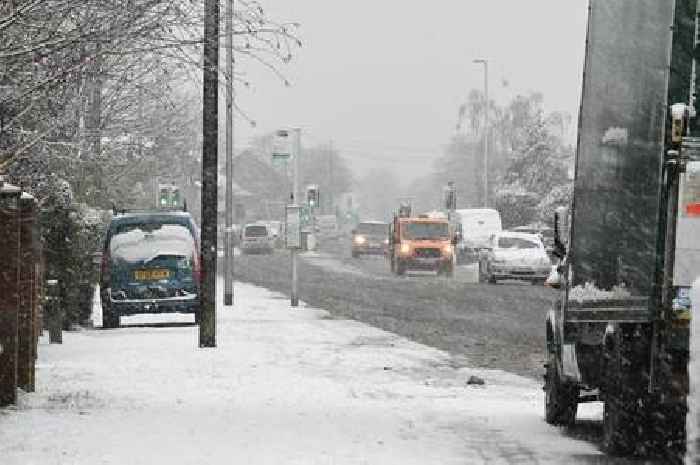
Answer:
159;187;170;207
306;184;319;208
444;181;457;211
158;183;183;208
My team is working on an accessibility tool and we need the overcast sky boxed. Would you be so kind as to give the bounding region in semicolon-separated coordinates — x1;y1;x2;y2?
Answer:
234;1;590;181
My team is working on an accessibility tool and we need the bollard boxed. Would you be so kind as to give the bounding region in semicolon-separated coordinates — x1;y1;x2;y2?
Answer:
46;279;62;344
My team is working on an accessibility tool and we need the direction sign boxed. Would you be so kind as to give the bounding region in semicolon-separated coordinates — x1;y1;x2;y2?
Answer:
272;129;292;160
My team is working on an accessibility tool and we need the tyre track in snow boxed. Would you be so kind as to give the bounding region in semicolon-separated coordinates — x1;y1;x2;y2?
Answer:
232;247;555;380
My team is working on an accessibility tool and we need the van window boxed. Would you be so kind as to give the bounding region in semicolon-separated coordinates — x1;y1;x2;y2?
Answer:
402;222;449;239
245;225;268;237
357;223;388;235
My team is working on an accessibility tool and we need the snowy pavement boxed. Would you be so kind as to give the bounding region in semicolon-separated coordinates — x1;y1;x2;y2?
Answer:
0;279;610;464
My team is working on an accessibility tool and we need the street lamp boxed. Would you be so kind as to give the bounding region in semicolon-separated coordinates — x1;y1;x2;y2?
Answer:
473;58;489;207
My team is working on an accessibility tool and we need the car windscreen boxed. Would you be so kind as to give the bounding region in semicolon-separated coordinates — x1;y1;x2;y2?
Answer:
110;223;195;263
244;225;268;237
357;223;387;236
402;223;448;240
497;237;539;249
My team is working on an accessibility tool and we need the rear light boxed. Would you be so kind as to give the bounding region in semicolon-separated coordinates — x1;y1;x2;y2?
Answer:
192;249;202;287
101;250;110;280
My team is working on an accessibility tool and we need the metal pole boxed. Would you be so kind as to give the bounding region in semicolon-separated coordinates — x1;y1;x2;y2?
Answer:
291;128;300;307
199;0;219;348
329;140;334;214
473;58;489;207
483;61;489;207
224;0;234;307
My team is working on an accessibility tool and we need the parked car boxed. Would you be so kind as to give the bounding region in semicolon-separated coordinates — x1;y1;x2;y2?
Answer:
455;208;502;264
351;221;389;257
99;210;201;328
240;223;274;254
511;224;555;257
479;231;551;284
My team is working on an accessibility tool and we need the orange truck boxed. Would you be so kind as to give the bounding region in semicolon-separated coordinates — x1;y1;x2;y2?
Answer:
388;214;455;277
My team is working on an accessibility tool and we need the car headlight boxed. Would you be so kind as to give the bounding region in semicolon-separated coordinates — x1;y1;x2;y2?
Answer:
383;239;389;245
492;258;506;265
400;243;411;255
442;244;453;256
353;235;366;245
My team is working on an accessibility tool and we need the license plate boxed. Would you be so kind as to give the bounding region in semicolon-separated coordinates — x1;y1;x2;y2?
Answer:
134;269;170;280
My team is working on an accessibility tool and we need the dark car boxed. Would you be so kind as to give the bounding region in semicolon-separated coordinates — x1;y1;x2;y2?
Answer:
351;221;389;257
99;210;201;328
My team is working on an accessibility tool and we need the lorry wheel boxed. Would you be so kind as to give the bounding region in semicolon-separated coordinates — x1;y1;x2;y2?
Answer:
602;386;636;455
478;261;487;283
396;260;406;276
544;352;577;426
601;340;640;456
445;264;454;278
102;306;119;329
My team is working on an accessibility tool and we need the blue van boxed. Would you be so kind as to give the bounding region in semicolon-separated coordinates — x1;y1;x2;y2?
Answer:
99;210;200;328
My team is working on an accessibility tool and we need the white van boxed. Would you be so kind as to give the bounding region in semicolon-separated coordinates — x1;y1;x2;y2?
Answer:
455;208;502;263
240;223;274;254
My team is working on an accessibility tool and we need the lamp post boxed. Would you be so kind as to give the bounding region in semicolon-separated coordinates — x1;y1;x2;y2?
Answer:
473;58;489;207
224;0;234;307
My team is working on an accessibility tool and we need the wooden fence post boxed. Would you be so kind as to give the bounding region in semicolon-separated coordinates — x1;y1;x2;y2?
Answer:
17;194;38;391
0;181;21;406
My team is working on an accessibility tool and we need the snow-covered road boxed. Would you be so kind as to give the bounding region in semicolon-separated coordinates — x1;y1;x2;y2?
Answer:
0;279;614;464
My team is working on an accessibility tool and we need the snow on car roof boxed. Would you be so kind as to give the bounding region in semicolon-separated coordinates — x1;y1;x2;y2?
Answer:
110;224;195;263
496;231;542;242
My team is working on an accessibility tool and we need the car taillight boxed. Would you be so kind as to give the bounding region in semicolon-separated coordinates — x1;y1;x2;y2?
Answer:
101;250;110;279
192;251;202;287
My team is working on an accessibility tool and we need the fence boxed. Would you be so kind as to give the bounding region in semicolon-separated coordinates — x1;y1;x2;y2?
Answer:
0;181;42;407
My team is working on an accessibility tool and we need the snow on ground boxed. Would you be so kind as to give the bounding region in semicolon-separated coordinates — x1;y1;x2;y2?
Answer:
301;251;368;277
301;250;481;284
1;278;605;465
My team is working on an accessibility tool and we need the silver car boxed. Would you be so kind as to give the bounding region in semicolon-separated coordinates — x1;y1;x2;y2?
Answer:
480;232;551;284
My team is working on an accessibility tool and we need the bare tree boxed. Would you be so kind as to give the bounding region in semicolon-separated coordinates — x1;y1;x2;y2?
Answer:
1;0;301;207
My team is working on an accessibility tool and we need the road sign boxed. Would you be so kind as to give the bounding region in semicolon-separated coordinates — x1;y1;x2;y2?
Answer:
286;205;301;249
272;129;292;160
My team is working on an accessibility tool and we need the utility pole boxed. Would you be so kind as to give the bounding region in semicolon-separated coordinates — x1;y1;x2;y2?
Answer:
291;128;301;307
473;58;489;207
199;0;219;348
224;0;234;307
